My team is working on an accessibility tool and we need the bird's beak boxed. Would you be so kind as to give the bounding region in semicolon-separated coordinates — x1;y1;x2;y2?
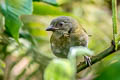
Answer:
46;26;59;31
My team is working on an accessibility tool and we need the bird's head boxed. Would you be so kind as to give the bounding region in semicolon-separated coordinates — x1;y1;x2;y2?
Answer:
46;16;79;34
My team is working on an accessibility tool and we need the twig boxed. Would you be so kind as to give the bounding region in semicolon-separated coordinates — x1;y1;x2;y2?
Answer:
77;0;119;73
112;0;118;49
77;45;117;73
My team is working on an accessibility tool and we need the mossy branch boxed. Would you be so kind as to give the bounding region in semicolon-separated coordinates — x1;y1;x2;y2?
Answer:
77;0;119;73
77;45;116;73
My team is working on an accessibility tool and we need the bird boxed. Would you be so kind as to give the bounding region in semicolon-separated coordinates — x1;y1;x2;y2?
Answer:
46;16;89;59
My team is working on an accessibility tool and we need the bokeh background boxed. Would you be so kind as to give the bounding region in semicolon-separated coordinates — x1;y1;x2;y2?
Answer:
0;0;120;80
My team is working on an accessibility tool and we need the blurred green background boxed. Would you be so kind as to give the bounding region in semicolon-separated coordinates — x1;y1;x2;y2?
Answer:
0;0;120;80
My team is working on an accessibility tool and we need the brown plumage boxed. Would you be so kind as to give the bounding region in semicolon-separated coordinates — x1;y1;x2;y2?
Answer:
46;16;88;58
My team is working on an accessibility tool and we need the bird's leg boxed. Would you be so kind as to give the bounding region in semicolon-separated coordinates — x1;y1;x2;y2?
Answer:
84;56;91;66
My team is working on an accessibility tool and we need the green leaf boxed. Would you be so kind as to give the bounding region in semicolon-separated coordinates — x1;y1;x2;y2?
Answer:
56;0;69;5
0;0;32;41
33;2;70;16
95;61;120;80
44;59;74;80
33;0;41;1
1;0;32;16
42;0;69;6
5;14;22;42
43;0;57;6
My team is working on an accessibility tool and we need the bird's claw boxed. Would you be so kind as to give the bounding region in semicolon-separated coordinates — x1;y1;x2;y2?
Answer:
84;56;91;66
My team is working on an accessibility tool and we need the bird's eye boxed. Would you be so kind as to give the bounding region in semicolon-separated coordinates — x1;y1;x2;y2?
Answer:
58;22;64;26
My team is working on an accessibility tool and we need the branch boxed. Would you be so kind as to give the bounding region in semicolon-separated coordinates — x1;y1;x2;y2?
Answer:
77;0;119;73
112;0;118;40
77;45;117;73
112;0;118;50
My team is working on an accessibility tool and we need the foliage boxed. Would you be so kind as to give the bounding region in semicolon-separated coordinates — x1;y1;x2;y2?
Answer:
0;0;32;41
95;57;120;80
44;59;73;80
0;0;119;80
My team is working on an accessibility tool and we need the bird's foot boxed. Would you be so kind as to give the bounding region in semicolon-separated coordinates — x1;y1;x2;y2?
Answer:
84;56;91;66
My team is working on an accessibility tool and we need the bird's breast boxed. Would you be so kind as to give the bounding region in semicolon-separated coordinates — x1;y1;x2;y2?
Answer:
50;31;88;58
50;33;71;57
